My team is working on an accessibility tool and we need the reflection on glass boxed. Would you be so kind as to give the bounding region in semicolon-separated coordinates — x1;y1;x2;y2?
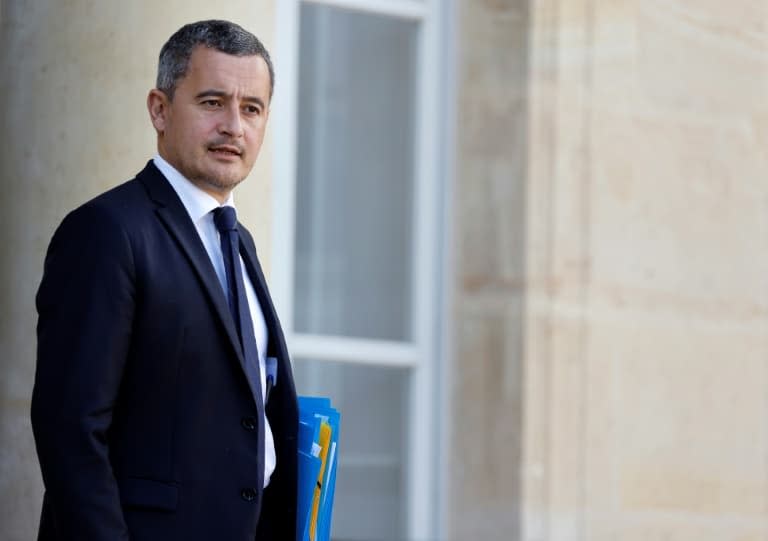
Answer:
294;359;408;541
294;4;418;342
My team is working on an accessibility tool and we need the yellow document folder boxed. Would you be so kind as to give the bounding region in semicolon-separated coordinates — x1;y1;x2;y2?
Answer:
309;421;331;540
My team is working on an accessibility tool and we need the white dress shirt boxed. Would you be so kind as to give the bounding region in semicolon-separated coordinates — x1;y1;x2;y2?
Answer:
154;154;276;488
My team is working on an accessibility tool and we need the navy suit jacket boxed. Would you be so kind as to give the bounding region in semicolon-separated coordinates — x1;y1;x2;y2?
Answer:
31;161;298;541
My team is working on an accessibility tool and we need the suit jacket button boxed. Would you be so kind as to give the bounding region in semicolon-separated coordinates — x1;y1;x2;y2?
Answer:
241;416;257;430
241;488;257;501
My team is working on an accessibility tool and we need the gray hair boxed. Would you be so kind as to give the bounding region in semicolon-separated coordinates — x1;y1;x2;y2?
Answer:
156;19;274;100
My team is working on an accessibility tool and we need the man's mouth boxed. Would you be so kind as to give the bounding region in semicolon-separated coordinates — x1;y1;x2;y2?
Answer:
208;145;242;157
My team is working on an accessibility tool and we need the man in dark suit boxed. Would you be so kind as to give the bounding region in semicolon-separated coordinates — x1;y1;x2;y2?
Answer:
31;20;297;541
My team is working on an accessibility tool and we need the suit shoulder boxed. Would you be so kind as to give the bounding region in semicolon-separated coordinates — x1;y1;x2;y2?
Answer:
61;175;152;231
81;176;150;218
46;176;156;262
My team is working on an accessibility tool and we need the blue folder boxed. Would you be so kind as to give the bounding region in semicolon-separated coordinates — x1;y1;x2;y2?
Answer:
296;396;341;541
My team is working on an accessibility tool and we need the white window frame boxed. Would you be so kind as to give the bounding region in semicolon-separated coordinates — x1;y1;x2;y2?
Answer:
272;1;447;539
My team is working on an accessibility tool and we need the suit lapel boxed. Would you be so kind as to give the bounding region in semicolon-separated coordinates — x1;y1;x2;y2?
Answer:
239;230;298;428
136;162;244;366
238;230;286;361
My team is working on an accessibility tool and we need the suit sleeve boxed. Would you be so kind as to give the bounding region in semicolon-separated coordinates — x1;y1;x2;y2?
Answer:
31;202;135;540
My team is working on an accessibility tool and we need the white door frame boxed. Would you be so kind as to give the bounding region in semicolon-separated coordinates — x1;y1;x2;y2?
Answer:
271;1;449;538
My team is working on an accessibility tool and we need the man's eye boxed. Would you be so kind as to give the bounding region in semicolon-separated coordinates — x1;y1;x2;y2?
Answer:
202;99;221;107
244;105;261;114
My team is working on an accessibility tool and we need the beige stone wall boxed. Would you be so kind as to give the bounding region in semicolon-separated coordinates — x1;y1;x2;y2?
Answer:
0;3;275;539
452;1;768;540
448;0;530;538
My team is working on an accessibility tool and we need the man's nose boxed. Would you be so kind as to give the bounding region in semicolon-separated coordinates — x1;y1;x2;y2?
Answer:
218;105;244;137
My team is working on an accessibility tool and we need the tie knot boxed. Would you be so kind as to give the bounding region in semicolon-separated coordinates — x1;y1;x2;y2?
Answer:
213;206;237;232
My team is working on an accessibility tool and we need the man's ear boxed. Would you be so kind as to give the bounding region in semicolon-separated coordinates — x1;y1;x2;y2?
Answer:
147;89;170;134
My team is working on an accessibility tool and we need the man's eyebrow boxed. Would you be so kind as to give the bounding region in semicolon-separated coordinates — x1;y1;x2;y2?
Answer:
243;96;266;109
195;89;228;99
195;89;266;108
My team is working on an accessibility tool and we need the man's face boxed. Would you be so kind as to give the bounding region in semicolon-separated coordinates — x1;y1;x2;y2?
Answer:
148;46;271;200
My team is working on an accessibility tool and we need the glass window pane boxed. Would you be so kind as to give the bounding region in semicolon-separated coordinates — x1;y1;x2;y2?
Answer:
294;4;418;342
294;359;409;541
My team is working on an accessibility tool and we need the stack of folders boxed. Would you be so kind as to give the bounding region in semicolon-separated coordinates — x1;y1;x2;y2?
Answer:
297;396;340;541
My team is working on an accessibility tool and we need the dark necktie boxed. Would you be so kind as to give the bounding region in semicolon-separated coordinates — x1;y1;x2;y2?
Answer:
213;206;266;488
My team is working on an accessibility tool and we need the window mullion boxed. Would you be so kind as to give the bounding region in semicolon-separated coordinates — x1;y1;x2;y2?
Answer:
290;333;421;367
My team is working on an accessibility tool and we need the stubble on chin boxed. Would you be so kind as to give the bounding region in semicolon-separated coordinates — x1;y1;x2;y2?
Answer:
190;172;245;200
187;152;252;199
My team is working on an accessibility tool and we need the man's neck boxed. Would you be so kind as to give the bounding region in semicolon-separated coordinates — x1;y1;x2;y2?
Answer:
155;151;233;205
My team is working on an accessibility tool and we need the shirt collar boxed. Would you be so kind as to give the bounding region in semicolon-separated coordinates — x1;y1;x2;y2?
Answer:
153;154;235;223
